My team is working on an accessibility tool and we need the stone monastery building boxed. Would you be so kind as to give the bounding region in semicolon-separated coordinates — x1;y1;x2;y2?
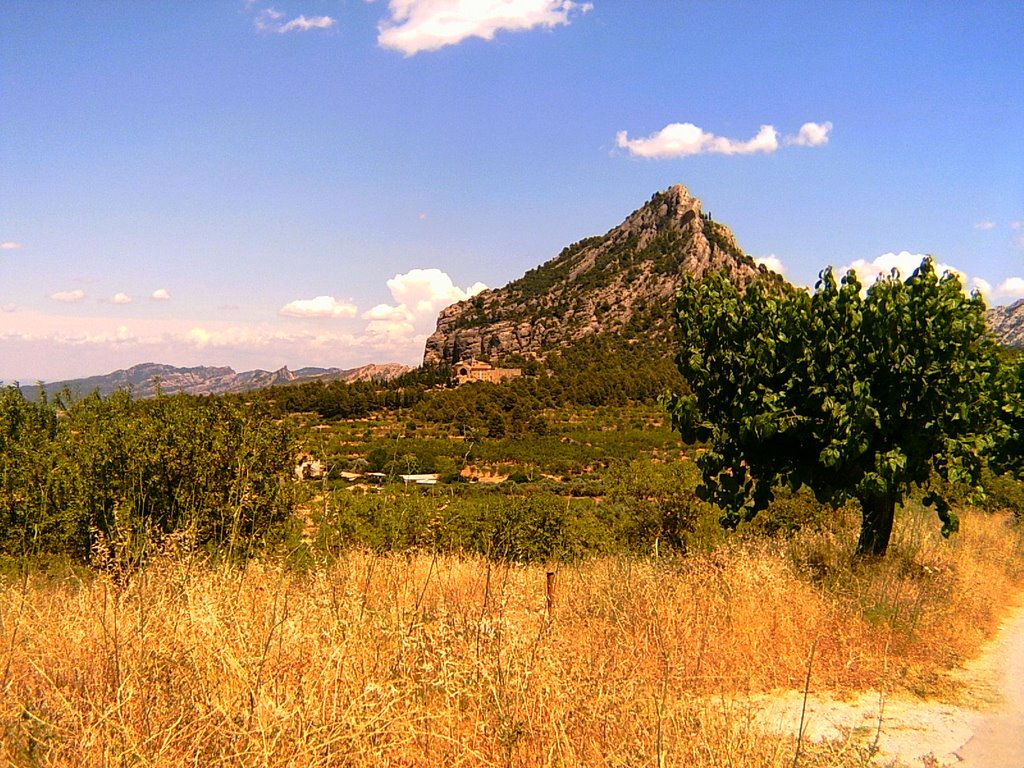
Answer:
453;360;522;385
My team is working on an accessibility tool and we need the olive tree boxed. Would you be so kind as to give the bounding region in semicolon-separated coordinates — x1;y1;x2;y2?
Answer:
665;258;1001;557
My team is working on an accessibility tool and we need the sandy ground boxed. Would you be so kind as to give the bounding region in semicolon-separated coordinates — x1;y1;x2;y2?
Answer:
753;600;1024;767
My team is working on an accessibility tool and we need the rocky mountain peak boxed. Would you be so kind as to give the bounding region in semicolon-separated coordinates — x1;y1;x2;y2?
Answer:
988;299;1024;349
423;185;776;366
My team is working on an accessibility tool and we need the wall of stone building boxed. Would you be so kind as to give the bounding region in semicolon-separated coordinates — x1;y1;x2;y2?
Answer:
453;362;522;385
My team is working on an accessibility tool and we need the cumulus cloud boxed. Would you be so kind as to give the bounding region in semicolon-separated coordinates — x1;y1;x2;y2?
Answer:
836;252;967;289
0;308;419;383
279;295;358;319
5;268;488;381
253;6;335;33
616;123;778;159
973;221;997;230
112;292;132;305
362;303;415;323
616;121;835;159
378;0;592;56
50;289;86;303
784;121;833;147
352;268;488;353
754;254;786;275
997;277;1024;299
971;277;993;296
151;288;171;301
386;268;487;315
0;241;22;250
831;252;1024;305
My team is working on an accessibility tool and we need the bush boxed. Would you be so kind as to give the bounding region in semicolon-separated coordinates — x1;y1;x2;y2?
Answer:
0;386;296;563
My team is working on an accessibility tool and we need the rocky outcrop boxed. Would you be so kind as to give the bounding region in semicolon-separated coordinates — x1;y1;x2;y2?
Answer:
988;300;1024;349
423;184;779;365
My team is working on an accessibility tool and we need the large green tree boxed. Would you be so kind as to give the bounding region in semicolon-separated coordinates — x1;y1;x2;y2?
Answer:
665;258;1002;557
989;355;1024;480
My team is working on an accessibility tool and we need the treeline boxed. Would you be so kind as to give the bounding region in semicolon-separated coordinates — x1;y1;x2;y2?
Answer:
243;364;452;420
250;336;685;436
0;387;295;564
411;341;682;437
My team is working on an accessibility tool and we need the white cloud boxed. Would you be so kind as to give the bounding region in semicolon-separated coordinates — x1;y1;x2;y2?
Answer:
997;277;1024;299
784;121;833;147
279;14;335;32
1011;221;1023;230
832;252;1024;304
151;288;171;301
51;289;86;303
755;255;786;275
616;123;779;159
617;120;836;159
365;317;418;338
112;292;132;305
973;221;997;230
971;277;993;296
279;295;358;319
386;268;487;315
254;6;335;33
351;269;489;354
837;252;967;289
4;268;489;381
378;0;592;56
362;303;415;322
0;241;22;250
0;309;417;382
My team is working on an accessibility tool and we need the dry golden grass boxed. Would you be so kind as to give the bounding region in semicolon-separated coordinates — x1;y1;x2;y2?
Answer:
0;508;1020;767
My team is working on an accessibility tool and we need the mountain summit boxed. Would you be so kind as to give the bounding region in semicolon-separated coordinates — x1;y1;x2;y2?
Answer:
988;299;1024;349
423;184;778;365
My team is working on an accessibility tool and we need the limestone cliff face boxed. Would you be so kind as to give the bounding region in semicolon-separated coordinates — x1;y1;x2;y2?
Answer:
423;184;778;365
988;300;1024;348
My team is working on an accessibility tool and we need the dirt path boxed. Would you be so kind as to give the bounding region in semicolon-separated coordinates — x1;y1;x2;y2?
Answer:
754;599;1024;766
954;600;1024;766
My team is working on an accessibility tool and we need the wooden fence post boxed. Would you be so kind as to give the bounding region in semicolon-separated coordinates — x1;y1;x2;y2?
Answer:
545;571;556;620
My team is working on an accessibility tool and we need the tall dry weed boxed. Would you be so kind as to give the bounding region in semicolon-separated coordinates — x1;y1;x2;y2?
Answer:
0;508;1019;766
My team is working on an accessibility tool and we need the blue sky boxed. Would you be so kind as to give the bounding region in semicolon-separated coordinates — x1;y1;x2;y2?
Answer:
2;1;1022;383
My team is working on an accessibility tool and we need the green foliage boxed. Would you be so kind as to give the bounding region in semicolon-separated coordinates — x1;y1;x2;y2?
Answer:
248;364;452;421
989;357;1024;482
315;482;712;564
0;386;295;563
665;258;1002;557
605;458;712;553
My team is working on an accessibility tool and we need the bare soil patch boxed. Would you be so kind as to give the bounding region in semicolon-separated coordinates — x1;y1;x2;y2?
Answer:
755;598;1024;766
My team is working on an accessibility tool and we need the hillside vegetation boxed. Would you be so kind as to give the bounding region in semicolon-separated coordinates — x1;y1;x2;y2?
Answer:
3;181;1024;765
1;331;1023;766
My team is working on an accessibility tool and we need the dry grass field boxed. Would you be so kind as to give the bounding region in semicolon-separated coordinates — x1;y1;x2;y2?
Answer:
0;507;1020;767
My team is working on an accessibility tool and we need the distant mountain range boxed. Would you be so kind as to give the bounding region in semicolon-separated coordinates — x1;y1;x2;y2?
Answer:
16;362;411;401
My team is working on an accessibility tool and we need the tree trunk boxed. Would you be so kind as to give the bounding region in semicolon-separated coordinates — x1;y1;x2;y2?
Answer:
856;492;896;558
